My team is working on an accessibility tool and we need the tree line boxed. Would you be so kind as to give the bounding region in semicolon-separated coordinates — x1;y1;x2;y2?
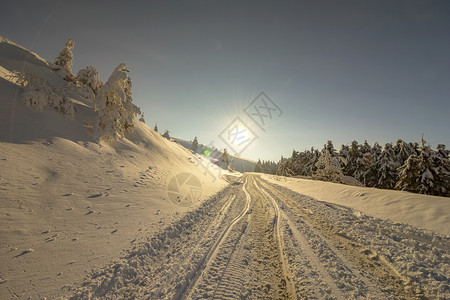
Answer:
255;139;450;197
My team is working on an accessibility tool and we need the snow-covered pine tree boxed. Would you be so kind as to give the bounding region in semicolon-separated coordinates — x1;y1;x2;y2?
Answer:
220;149;230;168
254;159;262;172
13;71;75;118
396;140;449;196
162;130;170;139
377;143;399;189
432;145;450;196
93;63;141;140
139;112;145;123
372;142;383;158
77;66;103;96
360;140;372;155
339;144;350;170
54;39;75;81
191;136;199;152
313;147;344;183
289;149;302;175
394;139;416;167
260;160;277;174
415;139;436;195
306;147;320;176
341;140;360;178
353;151;378;187
395;154;421;193
154;123;158;132
325;140;337;155
276;156;290;176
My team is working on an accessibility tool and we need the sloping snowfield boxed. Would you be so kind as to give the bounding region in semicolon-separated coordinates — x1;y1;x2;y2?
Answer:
0;36;229;298
262;174;450;236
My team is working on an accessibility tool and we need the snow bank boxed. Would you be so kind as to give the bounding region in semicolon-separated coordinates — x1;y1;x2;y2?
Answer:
262;174;450;236
0;35;231;299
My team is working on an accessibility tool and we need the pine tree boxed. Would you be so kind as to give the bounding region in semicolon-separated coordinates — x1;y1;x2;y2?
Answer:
339;144;350;171
377;143;399;189
54;39;75;81
396;139;449;196
313;148;344;183
394;139;416;167
77;66;103;96
325;140;337;156
191;136;199;152
395;154;421;192
289;149;302;175
154;123;158;132
360;140;372;155
306;148;320;176
416;142;435;195
220;149;230;168
14;71;75;118
277;156;290;176
162;130;170;139
342;140;360;177
93;63;141;140
432;145;450;196
354;151;378;187
254;159;262;172
372;142;383;158
139;112;145;123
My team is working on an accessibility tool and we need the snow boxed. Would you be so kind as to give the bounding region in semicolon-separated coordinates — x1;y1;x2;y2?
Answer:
262;174;450;236
0;36;228;298
1;35;449;299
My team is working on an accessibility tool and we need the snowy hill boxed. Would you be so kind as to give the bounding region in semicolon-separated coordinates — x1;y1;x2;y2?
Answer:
0;36;230;299
263;174;450;236
172;137;257;173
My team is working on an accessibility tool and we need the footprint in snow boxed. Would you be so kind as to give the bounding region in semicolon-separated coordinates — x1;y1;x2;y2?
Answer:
85;210;94;215
62;193;72;197
87;193;102;198
13;248;34;258
111;229;118;234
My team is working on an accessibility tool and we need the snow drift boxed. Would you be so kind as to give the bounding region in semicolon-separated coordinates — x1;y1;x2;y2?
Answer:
0;36;229;299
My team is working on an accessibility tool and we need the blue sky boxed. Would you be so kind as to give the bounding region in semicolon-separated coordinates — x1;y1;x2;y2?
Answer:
2;0;449;161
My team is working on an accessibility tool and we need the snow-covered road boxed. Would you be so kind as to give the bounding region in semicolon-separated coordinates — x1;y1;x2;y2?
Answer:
70;174;449;299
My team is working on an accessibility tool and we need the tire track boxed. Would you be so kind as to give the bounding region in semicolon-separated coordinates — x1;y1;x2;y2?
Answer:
253;178;297;298
70;182;247;299
70;174;446;299
182;177;251;299
256;176;425;299
188;176;294;299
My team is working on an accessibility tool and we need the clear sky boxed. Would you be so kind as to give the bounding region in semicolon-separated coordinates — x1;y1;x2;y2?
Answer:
2;0;449;161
